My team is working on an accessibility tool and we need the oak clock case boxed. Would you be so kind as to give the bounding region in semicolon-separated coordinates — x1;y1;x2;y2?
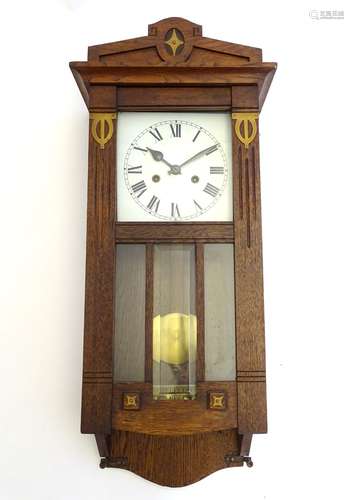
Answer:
70;17;276;487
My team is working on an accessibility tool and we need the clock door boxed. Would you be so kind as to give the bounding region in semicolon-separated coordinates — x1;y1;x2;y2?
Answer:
112;244;236;403
115;110;236;407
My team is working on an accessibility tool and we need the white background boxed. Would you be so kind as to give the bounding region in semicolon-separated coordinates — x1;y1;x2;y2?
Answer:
1;1;353;499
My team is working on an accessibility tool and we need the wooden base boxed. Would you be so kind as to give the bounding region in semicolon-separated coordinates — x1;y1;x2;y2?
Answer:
97;429;249;487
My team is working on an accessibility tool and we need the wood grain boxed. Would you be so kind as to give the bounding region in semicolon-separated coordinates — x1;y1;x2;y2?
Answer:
237;381;267;433
116;222;233;242
109;428;241;487
117;86;231;109
71;16;276;111
232;85;259;111
81;92;116;434
90;85;117;111
95;434;110;457
231;103;267;434
195;243;205;382
239;432;253;456
70;65;276;111
112;382;237;435
89;17;261;65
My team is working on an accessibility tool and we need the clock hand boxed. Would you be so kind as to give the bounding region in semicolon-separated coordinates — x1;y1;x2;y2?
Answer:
179;145;219;168
147;147;180;175
147;147;174;168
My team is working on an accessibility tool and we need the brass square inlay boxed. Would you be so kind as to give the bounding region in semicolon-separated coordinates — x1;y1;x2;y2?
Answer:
209;391;227;410
123;392;140;410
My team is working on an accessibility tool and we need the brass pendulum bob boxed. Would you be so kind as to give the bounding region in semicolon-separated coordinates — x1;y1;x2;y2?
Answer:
153;313;197;399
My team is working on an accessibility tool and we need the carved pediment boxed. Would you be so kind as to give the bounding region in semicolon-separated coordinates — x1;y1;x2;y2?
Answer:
88;17;262;67
70;17;276;110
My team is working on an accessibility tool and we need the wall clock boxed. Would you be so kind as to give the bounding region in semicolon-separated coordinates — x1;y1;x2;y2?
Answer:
70;17;277;487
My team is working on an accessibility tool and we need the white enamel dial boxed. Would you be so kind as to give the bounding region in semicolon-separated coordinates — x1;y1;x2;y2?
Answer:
117;112;232;222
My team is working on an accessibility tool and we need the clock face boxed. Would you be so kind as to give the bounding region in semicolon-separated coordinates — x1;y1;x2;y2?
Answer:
117;112;233;222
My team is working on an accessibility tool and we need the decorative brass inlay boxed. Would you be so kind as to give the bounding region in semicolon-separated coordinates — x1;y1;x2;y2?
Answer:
165;28;184;56
123;392;140;410
153;313;197;365
90;112;117;149
232;112;259;149
209;391;226;410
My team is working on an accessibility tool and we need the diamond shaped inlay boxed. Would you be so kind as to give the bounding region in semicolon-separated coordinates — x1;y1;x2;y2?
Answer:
165;28;184;56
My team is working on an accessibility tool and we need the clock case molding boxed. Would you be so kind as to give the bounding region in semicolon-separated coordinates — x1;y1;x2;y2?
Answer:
70;17;276;487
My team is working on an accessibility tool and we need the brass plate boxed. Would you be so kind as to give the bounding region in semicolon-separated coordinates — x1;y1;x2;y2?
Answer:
153;313;197;365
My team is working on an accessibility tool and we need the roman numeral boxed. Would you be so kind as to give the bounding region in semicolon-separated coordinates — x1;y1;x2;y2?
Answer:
171;203;181;217
149;128;163;141
170;123;181;138
206;144;219;155
203;183;220;197
147;195;160;212
210;167;224;175
133;146;147;152
131;180;147;198
128;165;143;174
193;199;203;211
192;129;201;142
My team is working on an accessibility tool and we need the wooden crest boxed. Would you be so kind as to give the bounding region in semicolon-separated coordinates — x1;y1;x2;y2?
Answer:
88;17;262;66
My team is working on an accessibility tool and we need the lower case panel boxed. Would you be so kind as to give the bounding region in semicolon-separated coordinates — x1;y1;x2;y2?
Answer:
107;429;241;487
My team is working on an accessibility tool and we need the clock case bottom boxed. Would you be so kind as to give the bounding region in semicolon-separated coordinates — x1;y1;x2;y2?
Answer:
96;430;253;487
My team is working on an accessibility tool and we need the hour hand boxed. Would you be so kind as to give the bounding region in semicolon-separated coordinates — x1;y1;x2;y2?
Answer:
147;147;164;162
147;147;176;172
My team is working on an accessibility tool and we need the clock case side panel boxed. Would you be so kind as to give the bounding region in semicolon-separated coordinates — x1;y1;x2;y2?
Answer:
81;86;117;434
231;87;267;434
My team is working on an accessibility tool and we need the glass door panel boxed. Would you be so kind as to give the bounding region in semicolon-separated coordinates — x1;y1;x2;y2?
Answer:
153;244;196;400
114;244;146;382
204;244;236;380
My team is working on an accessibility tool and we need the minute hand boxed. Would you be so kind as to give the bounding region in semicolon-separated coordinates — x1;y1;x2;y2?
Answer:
179;145;219;168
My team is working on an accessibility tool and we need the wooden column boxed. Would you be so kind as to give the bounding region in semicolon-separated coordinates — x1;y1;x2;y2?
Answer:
81;87;117;434
232;86;267;434
196;243;205;382
145;243;154;383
